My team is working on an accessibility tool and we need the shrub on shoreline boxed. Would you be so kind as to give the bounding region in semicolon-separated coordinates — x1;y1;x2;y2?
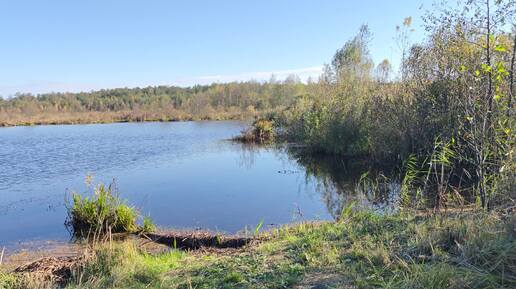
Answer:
66;183;152;238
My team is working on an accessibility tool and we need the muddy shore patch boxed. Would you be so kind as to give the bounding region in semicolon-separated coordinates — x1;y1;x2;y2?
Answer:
7;230;254;284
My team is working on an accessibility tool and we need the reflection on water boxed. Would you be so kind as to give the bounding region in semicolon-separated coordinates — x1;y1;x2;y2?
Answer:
0;121;400;250
283;147;402;218
235;144;402;219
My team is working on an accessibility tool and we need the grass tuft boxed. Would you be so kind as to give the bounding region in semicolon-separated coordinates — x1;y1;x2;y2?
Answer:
66;183;153;238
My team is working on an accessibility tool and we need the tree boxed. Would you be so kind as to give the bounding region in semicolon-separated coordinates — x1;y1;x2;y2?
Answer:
375;59;392;83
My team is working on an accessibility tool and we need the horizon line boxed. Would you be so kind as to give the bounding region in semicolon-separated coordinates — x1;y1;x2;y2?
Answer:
0;65;324;98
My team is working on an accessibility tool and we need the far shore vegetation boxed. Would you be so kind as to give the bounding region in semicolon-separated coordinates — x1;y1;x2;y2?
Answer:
0;81;304;126
1;0;515;288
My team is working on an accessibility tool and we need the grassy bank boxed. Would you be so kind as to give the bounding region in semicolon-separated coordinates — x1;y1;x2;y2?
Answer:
2;210;514;289
0;109;261;127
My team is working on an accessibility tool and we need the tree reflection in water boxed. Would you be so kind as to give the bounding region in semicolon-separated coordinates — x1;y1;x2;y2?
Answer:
235;143;402;220
285;148;402;219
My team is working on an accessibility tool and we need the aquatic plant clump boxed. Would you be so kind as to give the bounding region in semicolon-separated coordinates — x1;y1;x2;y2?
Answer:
66;183;146;238
233;119;275;144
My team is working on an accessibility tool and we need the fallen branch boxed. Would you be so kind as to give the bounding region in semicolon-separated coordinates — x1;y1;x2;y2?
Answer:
145;231;252;250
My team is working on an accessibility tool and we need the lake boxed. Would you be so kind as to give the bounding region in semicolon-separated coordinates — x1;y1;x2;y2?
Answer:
0;121;398;250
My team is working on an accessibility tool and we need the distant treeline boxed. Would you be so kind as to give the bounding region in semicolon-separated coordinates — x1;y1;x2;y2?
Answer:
0;78;309;125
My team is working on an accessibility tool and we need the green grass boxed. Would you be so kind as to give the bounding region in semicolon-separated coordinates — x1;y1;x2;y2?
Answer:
66;183;154;238
142;216;157;233
3;211;513;289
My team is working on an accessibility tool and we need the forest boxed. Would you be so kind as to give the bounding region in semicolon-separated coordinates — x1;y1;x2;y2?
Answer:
0;78;307;125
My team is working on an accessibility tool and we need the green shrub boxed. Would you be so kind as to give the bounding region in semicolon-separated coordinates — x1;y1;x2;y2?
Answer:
66;183;143;237
233;119;275;144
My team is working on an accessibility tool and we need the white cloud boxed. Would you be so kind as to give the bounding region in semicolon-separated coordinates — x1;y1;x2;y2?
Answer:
0;66;324;97
183;66;324;84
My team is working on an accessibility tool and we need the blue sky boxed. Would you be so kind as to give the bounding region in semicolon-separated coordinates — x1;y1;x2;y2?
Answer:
0;0;429;96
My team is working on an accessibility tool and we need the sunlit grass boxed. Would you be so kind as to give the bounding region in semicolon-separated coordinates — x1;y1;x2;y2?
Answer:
3;210;512;289
66;183;155;239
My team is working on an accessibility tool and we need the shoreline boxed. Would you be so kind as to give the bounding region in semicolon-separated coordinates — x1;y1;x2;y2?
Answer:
0;228;259;272
0;113;253;128
2;211;513;288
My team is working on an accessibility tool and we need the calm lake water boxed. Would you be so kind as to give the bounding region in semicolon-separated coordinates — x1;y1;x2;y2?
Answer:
0;121;398;250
